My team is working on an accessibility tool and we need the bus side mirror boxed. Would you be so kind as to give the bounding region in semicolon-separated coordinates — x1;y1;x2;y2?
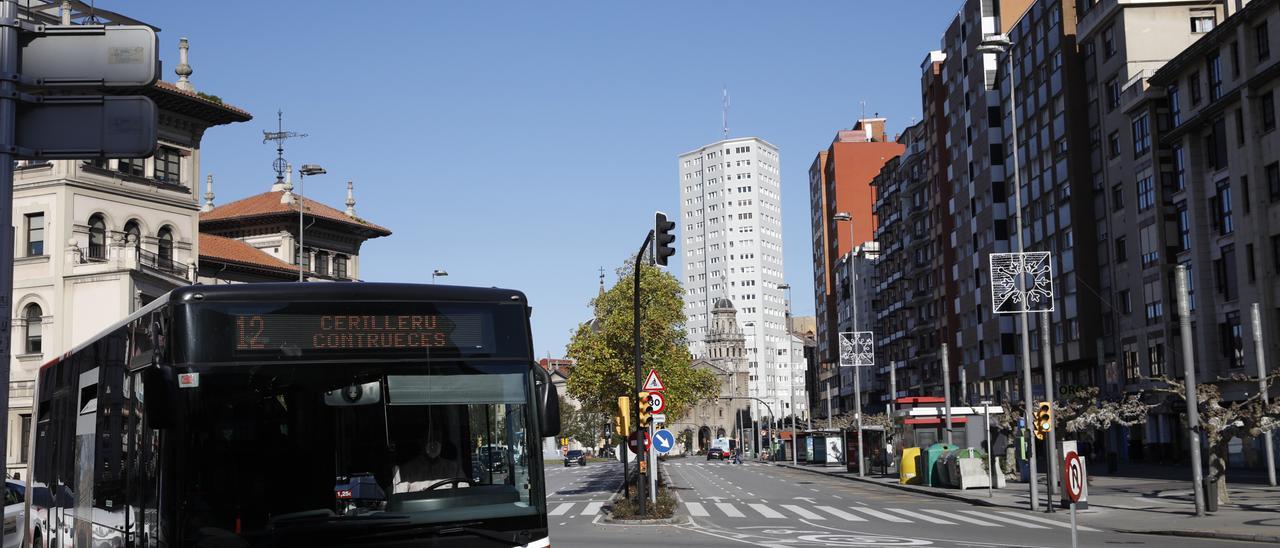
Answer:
533;366;561;437
142;367;180;429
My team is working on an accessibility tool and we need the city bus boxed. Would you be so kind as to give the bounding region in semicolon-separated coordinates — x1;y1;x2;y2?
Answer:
24;283;560;548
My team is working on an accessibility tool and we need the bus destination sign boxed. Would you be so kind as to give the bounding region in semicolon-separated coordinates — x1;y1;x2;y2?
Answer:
234;313;485;352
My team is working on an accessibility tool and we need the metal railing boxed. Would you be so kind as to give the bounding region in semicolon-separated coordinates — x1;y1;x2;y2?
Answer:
137;248;187;279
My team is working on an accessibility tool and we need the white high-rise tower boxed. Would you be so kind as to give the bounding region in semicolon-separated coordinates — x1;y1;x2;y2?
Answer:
678;137;786;419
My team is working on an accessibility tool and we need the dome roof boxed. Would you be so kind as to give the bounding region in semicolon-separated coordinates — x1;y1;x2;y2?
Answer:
713;297;735;311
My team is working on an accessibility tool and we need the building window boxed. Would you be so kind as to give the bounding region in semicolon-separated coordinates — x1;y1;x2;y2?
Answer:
1247;243;1256;282
87;214;107;261
157;227;174;268
123;220;141;250
1216;182;1234;235
1123;342;1140;383
1218;244;1238;301
1116;237;1128;263
1137;175;1155;211
1258;21;1271;61
154;146;182;184
335;254;349;279
1132;114;1150;155
1144;280;1164;325
24;303;42;354
19;414;30;464
1262;91;1276;132
1106;78;1121;111
1168;84;1181;126
25;212;43;256
1172;146;1186;191
1140;224;1160;269
1176;202;1191;251
1207;52;1223;101
1108;131;1121;158
1112;184;1125;211
1149;343;1165;377
1206;118;1228;170
1191;10;1216;33
296;246;311;272
1189;72;1202;106
1268;162;1280;200
1223;311;1243;368
116;157;145;177
1103;25;1116;58
315;250;330;276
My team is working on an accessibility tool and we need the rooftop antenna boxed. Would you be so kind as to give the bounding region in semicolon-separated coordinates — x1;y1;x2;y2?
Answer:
722;86;731;140
262;110;307;186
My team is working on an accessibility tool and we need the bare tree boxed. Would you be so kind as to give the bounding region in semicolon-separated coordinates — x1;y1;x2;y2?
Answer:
1151;373;1280;505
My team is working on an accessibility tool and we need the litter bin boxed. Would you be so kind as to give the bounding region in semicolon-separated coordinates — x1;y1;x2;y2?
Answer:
1204;476;1219;512
900;447;921;484
923;443;959;487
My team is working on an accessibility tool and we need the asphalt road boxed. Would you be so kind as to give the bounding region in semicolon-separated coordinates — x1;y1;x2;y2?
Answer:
544;456;1275;548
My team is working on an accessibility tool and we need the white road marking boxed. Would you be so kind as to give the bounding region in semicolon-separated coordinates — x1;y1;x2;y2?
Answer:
816;505;867;521
582;502;604;515
685;502;710;517
960;510;1047;529
715;502;745;518
920;509;1002;527
850;507;912;522
999;511;1101;532
886;507;954;524
782;504;826;520
749;503;785;518
549;503;573;516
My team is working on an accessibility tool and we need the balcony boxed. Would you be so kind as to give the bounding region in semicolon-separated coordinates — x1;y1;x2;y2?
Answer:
137;248;188;279
72;241;190;282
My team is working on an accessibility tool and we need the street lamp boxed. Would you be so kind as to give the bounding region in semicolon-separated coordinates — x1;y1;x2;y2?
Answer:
744;321;773;459
432;269;449;283
297;164;327;282
976;34;1043;512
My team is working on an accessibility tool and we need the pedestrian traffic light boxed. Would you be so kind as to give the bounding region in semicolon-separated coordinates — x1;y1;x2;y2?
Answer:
637;391;653;426
1033;402;1053;440
655;212;676;266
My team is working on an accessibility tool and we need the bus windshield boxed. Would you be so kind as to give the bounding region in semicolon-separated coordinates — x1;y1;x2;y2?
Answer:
177;363;540;546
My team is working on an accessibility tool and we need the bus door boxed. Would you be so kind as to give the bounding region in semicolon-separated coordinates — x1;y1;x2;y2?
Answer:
73;367;99;547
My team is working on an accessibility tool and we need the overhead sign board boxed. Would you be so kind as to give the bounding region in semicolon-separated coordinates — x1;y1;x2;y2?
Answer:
19;25;160;88
15;95;157;159
643;369;665;391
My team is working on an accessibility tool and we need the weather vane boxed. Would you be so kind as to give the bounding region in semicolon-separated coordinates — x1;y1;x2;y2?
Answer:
262;110;307;185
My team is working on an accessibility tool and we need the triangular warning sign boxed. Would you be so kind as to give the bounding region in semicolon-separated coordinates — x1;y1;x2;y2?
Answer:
643;369;665;391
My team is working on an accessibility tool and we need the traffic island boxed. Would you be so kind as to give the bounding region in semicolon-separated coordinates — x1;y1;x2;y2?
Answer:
602;462;685;524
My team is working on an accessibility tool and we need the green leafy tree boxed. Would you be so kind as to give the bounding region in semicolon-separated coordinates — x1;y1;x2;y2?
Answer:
559;396;607;451
566;261;718;422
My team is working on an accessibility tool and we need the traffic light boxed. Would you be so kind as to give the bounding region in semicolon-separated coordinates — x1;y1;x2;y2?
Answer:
1033;402;1053;440
655;212;676;266
637;391;653;426
616;396;631;435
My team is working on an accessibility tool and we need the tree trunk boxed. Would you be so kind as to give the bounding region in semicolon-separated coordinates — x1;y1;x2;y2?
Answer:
1210;444;1230;506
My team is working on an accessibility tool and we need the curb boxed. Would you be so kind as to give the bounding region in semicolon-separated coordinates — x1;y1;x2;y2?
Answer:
1115;529;1280;544
777;463;1004;508
601;461;678;524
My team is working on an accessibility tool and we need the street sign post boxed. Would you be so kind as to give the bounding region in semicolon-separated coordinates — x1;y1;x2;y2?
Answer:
653;429;675;454
1064;451;1085;548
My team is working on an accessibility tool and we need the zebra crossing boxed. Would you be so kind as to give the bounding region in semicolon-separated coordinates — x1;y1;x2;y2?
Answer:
546;497;1100;531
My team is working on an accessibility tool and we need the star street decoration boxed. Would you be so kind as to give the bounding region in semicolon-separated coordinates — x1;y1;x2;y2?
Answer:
839;331;875;367
989;251;1055;314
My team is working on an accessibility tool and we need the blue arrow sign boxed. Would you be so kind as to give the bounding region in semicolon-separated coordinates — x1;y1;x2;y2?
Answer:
653;429;676;454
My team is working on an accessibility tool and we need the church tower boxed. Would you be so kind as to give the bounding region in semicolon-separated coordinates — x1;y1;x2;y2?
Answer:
705;298;746;368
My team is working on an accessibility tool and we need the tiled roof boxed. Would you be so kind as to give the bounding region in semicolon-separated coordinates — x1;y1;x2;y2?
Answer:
153;80;252;119
200;190;391;236
199;233;297;274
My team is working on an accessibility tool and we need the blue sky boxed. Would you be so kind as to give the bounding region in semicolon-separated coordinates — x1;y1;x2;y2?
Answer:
116;0;959;358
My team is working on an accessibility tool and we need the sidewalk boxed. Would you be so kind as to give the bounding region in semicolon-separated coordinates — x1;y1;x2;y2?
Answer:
778;462;1280;543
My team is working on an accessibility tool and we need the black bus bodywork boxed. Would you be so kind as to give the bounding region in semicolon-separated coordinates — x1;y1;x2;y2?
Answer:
25;283;560;548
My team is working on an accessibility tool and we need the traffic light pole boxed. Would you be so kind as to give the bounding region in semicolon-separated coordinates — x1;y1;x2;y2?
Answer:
0;9;18;543
1041;311;1057;512
634;229;654;515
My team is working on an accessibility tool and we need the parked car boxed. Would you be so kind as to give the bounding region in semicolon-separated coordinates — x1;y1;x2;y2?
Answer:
706;448;730;461
563;449;586;467
4;479;26;548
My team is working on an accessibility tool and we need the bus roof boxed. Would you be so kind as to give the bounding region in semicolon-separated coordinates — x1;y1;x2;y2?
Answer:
170;282;528;305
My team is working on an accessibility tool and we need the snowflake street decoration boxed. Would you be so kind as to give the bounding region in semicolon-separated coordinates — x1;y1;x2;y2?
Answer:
839;331;874;367
989;251;1055;314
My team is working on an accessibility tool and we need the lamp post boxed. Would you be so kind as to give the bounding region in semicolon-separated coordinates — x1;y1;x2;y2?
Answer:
977;34;1040;512
432;269;449;283
745;321;775;459
297;164;326;282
